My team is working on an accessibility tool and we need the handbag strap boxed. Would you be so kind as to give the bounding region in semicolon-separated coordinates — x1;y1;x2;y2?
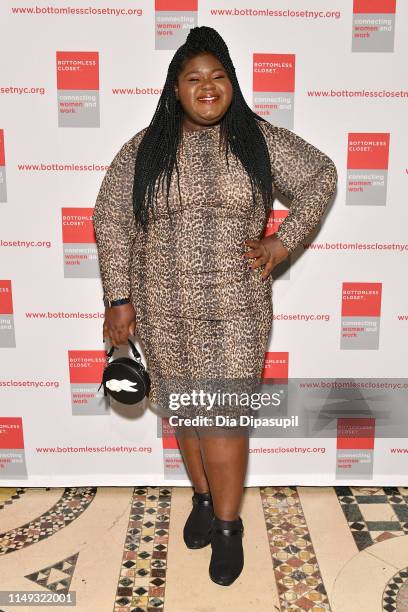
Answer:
105;338;143;363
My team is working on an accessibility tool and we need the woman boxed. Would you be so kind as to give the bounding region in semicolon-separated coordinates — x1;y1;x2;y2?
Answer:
93;26;337;586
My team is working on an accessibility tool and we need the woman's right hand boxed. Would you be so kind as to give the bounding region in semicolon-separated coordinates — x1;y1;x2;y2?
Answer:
103;302;136;348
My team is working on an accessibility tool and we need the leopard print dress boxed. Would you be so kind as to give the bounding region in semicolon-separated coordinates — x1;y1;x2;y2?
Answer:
93;119;337;426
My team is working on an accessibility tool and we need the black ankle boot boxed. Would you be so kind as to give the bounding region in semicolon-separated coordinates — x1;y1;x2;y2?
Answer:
183;490;214;549
209;515;244;586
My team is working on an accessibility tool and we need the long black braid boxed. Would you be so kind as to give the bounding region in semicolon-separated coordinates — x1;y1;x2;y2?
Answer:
132;25;274;231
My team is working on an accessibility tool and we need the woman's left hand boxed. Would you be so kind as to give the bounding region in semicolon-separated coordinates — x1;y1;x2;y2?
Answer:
243;235;290;281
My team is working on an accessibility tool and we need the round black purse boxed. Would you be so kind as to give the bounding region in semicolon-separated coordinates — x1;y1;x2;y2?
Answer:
98;338;150;405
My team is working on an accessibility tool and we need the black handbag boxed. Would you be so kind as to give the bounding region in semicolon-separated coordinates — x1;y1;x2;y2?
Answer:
98;338;150;405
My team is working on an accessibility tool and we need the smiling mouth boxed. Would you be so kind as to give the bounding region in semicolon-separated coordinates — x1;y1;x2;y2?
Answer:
197;95;219;104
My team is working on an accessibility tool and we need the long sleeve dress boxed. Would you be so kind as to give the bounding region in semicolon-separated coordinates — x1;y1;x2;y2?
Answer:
92;119;337;423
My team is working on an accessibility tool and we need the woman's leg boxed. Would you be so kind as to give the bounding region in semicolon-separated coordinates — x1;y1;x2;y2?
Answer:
174;425;210;493
198;431;249;520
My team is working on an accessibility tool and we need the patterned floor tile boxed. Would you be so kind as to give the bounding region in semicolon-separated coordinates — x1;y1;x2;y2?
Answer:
382;567;408;611
0;487;27;509
25;553;79;593
0;487;96;555
1;485;407;611
113;487;171;611
335;487;408;551
260;486;331;611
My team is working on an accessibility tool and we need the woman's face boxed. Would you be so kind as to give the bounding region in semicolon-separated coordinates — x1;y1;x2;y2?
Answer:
174;52;233;130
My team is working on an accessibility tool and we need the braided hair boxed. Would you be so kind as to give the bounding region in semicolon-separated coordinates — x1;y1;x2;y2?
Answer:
132;25;274;230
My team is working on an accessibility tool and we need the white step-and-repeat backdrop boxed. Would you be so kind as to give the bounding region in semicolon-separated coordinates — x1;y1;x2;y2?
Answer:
1;0;407;486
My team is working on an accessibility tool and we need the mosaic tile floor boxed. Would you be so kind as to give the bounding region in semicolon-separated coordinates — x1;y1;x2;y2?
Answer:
0;486;408;611
335;487;408;551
